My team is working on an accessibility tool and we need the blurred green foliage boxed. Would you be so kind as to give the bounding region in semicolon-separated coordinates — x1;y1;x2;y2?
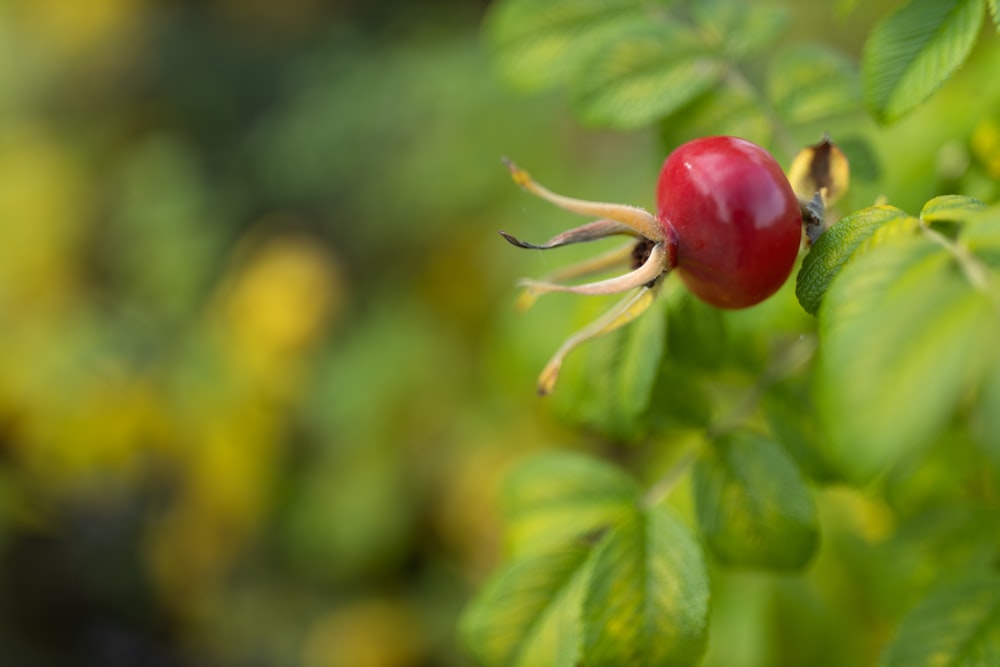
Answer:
0;1;572;665
1;0;1000;666
466;0;1000;665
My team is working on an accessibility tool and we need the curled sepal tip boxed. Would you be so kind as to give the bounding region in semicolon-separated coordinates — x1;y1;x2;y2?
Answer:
498;218;639;251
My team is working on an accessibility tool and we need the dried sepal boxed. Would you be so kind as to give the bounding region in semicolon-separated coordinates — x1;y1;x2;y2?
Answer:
517;243;669;299
787;135;850;206
537;282;663;396
499;219;639;250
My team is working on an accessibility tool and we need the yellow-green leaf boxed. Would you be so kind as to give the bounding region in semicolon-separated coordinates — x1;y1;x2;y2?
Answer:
461;547;592;667
862;0;985;122
503;450;640;559
572;24;723;129
693;431;819;570
485;0;654;90
583;507;710;667
920;194;986;224
816;236;1000;481
692;0;791;59
881;575;1000;667
796;205;916;315
768;44;861;125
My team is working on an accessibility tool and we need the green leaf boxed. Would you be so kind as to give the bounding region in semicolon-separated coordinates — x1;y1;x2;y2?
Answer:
484;0;654;90
572;24;723;129
693;431;819;570
921;195;987;239
880;574;1000;666
583;507;710;667
503;450;641;558
862;0;985;122
768;44;862;125
692;0;791;59
461;547;592;667
762;381;839;483
920;194;986;223
990;0;1000;30
796;205;917;315
816;235;1000;481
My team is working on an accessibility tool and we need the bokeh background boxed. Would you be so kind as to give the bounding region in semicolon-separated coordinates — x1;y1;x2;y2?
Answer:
1;0;999;665
0;0;615;664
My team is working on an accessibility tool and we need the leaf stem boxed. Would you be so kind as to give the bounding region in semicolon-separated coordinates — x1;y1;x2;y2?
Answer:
641;442;703;509
921;225;992;293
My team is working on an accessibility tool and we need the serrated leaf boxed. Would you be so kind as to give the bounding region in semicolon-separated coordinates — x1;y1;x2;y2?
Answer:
796;205;916;315
484;0;655;90
862;0;985;122
880;574;1000;667
583;507;709;667
692;0;791;59
503;450;641;558
461;547;592;667
816;236;1000;481
572;24;723;128
693;431;818;570
920;194;986;223
555;294;669;440
768;44;861;125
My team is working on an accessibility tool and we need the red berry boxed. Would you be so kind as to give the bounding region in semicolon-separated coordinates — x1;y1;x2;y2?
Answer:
657;136;802;309
500;136;805;393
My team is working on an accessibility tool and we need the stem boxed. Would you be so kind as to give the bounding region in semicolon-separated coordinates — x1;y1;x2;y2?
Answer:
642;442;703;509
921;225;992;293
